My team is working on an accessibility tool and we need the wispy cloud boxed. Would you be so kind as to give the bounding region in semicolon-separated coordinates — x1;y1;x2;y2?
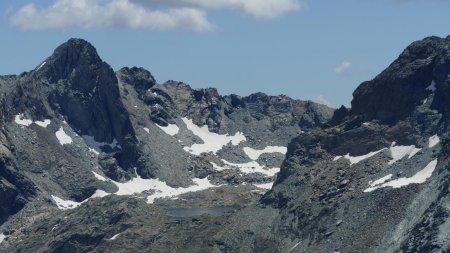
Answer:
313;95;332;107
9;0;305;31
133;0;304;19
334;61;352;75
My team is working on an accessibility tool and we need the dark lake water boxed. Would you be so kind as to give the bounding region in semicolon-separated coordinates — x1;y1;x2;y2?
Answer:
167;205;240;218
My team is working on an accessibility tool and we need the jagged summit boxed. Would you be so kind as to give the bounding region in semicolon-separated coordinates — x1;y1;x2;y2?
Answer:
37;38;104;82
342;36;450;124
117;67;156;96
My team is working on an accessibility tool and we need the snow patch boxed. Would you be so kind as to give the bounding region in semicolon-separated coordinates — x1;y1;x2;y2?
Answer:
334;149;386;165
369;174;393;187
14;114;33;126
156;123;179;136
143;127;150;133
52;189;109;210
51;195;82;210
364;159;438;192
14;114;52;128
428;135;440;148
93;172;107;181
55;127;73;145
389;145;421;165
82;135;121;154
243;146;287;160
108;233;121;240
220;160;280;177
0;233;6;244
36;61;46;71
426;80;436;92
182;117;246;155
254;182;274;190
333;143;421;166
210;162;226;171
35;119;51;128
288;242;301;252
90;170;218;204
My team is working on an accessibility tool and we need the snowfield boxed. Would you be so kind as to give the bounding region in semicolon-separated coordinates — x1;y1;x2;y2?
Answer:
52;171;219;210
364;159;438;192
334;141;423;166
156;123;179;136
243;146;287;160
182;117;246;155
55;127;73;145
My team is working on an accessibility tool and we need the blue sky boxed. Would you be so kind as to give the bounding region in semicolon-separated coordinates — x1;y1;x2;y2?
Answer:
1;0;450;107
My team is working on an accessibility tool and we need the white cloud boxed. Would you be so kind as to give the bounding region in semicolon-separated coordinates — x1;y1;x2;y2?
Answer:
10;0;213;31
313;95;332;107
134;0;304;18
10;0;304;31
334;61;352;74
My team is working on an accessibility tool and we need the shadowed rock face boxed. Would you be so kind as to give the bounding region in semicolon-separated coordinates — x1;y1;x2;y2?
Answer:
43;39;137;146
350;36;450;124
117;67;156;96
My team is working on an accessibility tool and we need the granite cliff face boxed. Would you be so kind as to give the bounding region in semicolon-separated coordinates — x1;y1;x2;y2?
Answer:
0;39;334;252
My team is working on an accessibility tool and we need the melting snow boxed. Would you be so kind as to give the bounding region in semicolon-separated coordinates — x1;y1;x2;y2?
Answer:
156;123;179;136
82;135;121;155
254;182;274;190
364;159;438;192
243;146;287;160
143;127;150;133
14;114;52;128
210;162;226;171
428;135;440;148
389;145;421;165
182;117;246;155
108;233;121;240
334;149;386;165
36;61;46;71
14;114;33;126
426;80;436;92
97;172;217;203
288;242;301;252
55;127;73;145
93;172;107;181
52;189;110;210
51;195;82;210
34;119;51;128
221;160;280;177
368;174;393;187
89;171;218;205
0;233;6;244
334;143;421;166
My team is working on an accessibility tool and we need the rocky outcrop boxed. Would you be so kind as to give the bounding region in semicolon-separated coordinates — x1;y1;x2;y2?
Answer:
209;35;450;253
350;36;450;124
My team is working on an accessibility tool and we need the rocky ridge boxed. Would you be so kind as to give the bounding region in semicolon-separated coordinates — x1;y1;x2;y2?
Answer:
6;35;450;253
0;39;333;252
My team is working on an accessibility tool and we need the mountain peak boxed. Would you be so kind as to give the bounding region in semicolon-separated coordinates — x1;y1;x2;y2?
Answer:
39;38;103;82
345;36;450;125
